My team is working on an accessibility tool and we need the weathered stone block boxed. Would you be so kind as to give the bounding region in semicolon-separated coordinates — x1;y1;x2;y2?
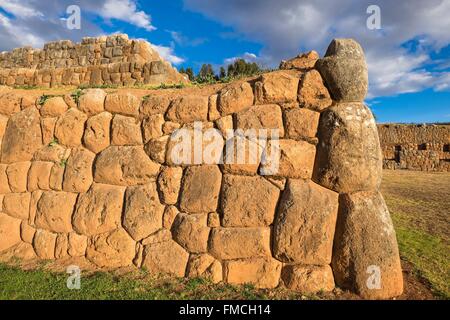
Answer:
0;92;21;116
63;147;95;192
94;146;160;185
83;111;112;153
0;213;22;252
142;114;164;143
144;136;169;164
224;257;282;289
111;114;143;145
73;183;125;236
217;81;254;116
68;232;88;257
1;107;42;163
166;95;209;123
209;227;271;260
332;191;403;299
221;175;279;227
254;70;300;104
179;165;222;213
281;265;335;293
157;166;182;205
2;192;31;220
273;179;338;264
297;70;332;111
235;104;284;137
105;92;140;116
86;228;136;268
172;213;210;253
40;96;68;117
186;253;222;283
35;191;77;233
162;205;179;229
20;221;35;244
313;102;382;193
316;38;368;102
260;139;316;178
78;89;106;116
123;183;164;241
142;240;189;277
33;229;57;260
0;164;11;194
222;135;264;175
54;108;88;147
140;95;171;116
284;108;320;140
27;161;53;191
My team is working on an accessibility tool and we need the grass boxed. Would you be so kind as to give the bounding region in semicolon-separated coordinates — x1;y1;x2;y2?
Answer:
0;264;318;300
395;227;449;298
381;170;450;298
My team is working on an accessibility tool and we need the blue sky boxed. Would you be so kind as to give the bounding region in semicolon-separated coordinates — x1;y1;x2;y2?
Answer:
0;0;449;123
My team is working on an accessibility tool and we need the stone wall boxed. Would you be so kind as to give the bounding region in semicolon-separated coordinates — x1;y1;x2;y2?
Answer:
0;39;403;299
378;124;450;171
0;34;187;87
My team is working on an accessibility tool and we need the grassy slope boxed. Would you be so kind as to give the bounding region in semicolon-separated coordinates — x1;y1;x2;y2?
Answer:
381;170;450;298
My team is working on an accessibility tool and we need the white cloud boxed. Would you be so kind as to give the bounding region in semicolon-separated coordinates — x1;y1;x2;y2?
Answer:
100;0;156;31
184;0;450;98
0;0;43;18
224;52;259;64
168;30;206;47
0;12;45;48
151;44;185;65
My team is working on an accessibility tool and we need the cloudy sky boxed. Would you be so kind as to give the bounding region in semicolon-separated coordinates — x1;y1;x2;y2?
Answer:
0;0;449;123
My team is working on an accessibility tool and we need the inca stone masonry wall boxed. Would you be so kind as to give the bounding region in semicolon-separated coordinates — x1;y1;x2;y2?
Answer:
0;34;187;87
0;39;403;299
378;124;450;172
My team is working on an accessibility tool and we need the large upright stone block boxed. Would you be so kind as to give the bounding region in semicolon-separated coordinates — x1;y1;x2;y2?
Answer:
316;38;368;102
332;191;403;299
122;183;164;241
63;147;95;193
83;111;112;153
273;179;338;264
313;102;382;193
54;108;88;147
0;213;21;252
1;107;42;163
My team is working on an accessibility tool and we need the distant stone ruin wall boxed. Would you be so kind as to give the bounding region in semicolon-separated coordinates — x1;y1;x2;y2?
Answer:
0;34;187;87
0;39;403;299
378;124;450;172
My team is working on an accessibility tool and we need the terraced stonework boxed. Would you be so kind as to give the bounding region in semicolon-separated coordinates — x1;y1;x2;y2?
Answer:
0;38;403;299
